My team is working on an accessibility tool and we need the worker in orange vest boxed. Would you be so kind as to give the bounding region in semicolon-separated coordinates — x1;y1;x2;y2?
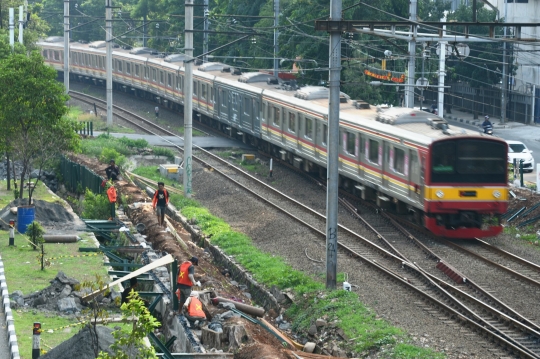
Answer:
183;291;206;321
106;185;117;219
177;256;201;313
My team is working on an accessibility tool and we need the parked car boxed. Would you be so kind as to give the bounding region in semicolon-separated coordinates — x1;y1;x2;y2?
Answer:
506;140;535;172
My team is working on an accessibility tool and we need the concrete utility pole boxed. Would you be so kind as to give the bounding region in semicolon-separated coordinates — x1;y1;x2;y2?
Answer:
501;0;508;124
405;0;417;108
18;6;23;44
438;15;447;116
183;0;194;198
203;0;209;63
105;0;113;126
64;0;70;95
9;8;14;49
325;0;341;290
273;0;279;78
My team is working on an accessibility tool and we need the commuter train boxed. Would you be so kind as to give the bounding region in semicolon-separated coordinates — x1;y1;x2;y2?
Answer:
38;38;509;239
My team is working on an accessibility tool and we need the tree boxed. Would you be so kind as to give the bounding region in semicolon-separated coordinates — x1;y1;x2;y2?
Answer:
0;51;76;204
98;290;160;359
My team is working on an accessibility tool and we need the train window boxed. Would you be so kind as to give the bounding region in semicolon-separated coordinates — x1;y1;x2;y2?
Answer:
322;124;328;146
202;84;207;100
176;76;181;90
91;55;95;67
193;81;198;96
152;68;156;81
135;64;139;76
253;99;259;119
43;50;48;59
54;51;60;61
431;139;506;183
160;71;164;84
266;103;271;120
211;87;215;104
288;113;296;133
368;139;379;164
305;118;313;139
118;60;123;72
346;132;355;156
126;62;131;74
167;73;172;87
144;67;149;79
84;53;89;65
393;148;405;174
273;107;281;127
220;89;227;109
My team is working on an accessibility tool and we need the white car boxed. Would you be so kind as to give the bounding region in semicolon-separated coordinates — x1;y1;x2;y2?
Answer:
506;140;535;172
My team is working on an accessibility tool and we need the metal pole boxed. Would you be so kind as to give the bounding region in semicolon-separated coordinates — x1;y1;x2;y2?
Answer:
18;6;23;44
420;44;425;111
9;8;14;49
203;0;208;63
438;15;446;116
325;0;341;290
64;0;69;95
406;0;417;108
501;0;507;124
106;0;113;127
183;0;193;198
532;84;536;124
273;0;279;78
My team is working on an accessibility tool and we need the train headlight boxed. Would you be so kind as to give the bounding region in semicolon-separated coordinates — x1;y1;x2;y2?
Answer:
436;190;444;199
493;190;501;199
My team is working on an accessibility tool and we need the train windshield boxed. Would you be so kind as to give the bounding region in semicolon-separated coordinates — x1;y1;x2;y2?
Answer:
431;139;507;184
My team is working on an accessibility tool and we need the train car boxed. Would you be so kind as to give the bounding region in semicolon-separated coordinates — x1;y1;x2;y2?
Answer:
38;39;508;239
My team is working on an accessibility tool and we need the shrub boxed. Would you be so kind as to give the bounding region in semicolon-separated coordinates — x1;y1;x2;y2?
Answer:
99;148;126;167
82;188;112;220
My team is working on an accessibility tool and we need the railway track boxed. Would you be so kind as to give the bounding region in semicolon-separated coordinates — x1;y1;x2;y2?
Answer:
72;90;540;357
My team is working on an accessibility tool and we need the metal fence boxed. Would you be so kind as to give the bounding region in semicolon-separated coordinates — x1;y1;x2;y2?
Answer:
423;84;539;124
60;156;104;194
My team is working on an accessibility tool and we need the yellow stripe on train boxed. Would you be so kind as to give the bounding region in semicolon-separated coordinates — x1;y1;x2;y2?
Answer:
424;186;508;201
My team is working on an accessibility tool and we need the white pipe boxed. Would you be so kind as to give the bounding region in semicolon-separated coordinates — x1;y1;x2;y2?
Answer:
9;8;14;49
18;6;23;44
438;15;447;117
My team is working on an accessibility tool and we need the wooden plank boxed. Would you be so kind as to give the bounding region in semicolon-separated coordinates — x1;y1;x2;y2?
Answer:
285;350;343;359
259;318;296;349
82;254;174;301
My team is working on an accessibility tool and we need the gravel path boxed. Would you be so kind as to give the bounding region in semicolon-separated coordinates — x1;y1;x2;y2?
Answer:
68;81;540;358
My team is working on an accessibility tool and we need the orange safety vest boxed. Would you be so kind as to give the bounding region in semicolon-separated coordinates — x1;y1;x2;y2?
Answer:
187;297;206;319
106;186;117;203
177;261;193;286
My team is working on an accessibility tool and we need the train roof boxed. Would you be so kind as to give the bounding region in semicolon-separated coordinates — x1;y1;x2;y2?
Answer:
38;39;492;147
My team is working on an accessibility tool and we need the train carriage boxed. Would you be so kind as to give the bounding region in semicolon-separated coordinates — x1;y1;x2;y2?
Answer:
38;38;509;239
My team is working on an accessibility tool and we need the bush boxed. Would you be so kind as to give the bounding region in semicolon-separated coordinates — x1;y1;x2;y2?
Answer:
99;148;126;167
82;188;112;220
118;137;148;149
151;146;175;162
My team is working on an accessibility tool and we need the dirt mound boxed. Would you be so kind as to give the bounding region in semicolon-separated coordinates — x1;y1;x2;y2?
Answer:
40;325;115;359
234;343;289;359
0;198;85;233
504;187;540;230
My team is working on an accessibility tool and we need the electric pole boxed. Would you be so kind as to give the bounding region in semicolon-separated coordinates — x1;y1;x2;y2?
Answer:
405;0;417;108
64;0;69;95
183;0;193;198
325;0;342;290
273;0;279;78
106;0;113;126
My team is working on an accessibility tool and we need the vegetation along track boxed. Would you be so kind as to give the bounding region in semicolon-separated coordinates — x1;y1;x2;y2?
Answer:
73;90;540;357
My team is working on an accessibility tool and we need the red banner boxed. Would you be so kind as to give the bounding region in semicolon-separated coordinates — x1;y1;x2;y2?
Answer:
363;66;405;83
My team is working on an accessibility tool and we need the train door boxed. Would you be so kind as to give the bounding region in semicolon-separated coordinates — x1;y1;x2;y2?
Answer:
405;149;422;202
228;90;237;125
240;94;251;132
252;98;261;136
297;114;304;151
200;82;209;114
382;142;390;189
358;135;365;180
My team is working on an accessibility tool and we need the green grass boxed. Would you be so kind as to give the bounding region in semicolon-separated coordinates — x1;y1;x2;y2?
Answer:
0;232;106;296
67;106;136;134
0;181;61;209
131;166;182;191
168;194;444;357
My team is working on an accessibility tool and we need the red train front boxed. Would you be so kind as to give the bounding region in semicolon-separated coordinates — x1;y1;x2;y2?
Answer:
423;137;508;239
